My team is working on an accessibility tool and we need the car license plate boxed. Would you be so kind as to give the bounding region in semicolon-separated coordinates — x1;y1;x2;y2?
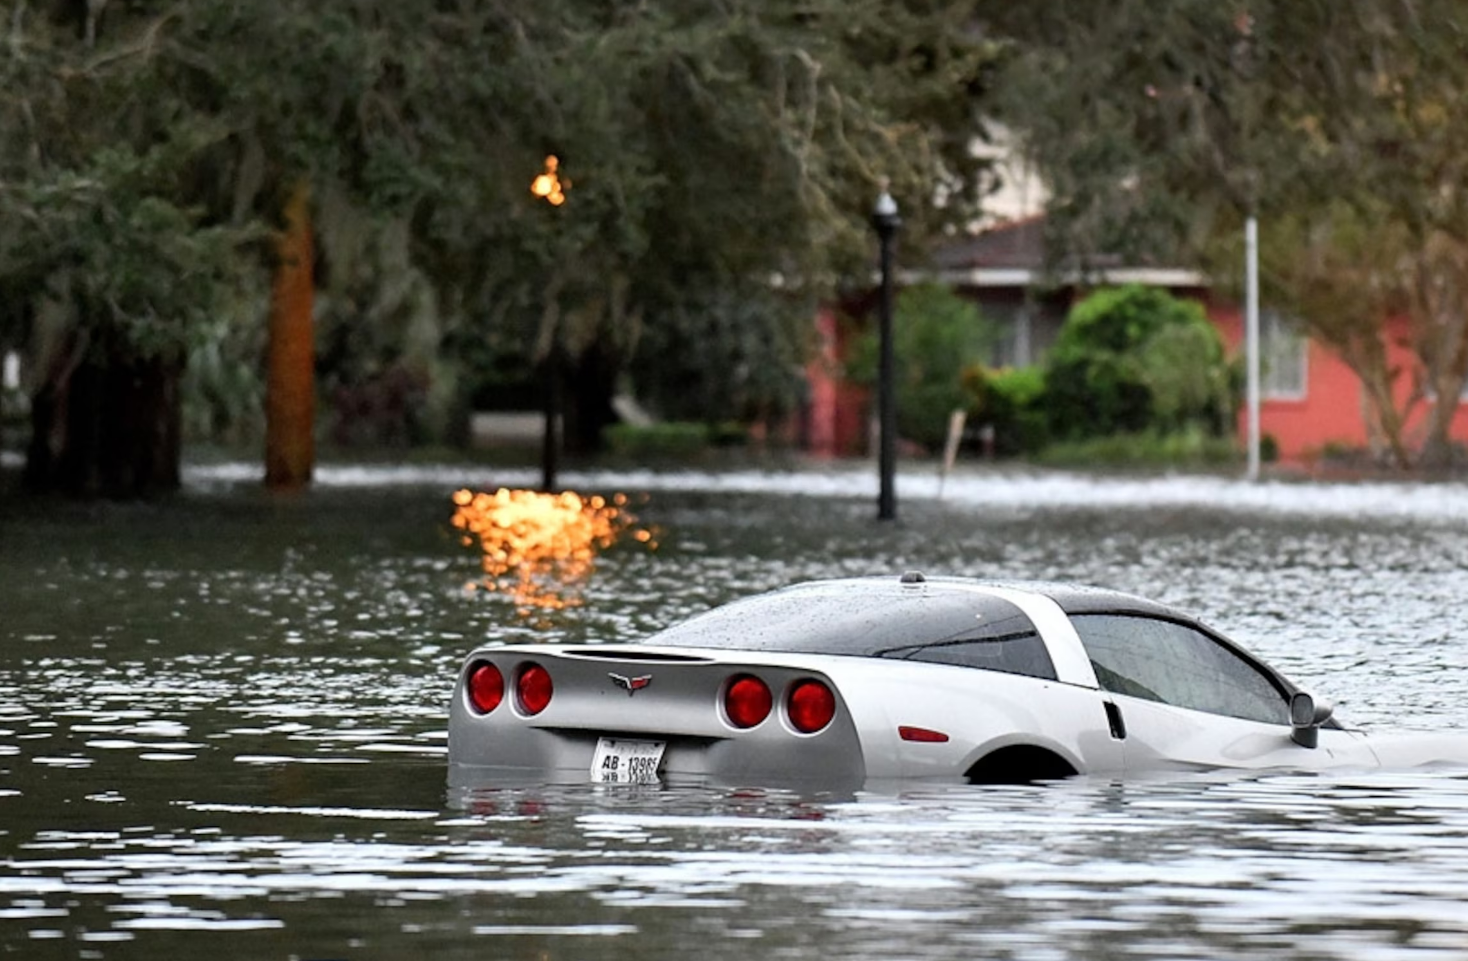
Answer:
591;737;665;784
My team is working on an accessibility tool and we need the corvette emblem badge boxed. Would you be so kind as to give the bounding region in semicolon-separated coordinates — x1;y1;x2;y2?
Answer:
608;673;653;696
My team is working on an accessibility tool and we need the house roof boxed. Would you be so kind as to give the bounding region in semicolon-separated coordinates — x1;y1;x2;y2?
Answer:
931;215;1050;271
917;215;1206;289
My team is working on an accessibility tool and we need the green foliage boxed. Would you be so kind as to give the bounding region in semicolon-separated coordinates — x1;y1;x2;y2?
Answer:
1044;285;1230;439
2;0;1000;471
960;364;1048;454
849;284;1000;450
2;148;255;366
627;285;811;424
179;287;270;447
1034;428;1241;469
604;422;711;457
313;206;456;446
1136;322;1232;433
983;0;1347;261
984;0;1468;467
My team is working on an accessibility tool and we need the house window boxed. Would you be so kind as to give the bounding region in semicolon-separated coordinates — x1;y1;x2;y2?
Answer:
1261;310;1307;399
1422;376;1468;404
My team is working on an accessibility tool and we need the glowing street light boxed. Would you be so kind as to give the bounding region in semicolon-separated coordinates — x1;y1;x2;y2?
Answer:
530;155;568;206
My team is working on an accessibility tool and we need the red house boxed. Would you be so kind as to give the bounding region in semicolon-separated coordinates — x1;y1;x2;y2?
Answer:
1210;307;1468;463
804;216;1468;463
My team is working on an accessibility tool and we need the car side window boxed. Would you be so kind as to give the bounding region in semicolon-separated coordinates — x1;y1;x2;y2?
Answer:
1071;614;1288;724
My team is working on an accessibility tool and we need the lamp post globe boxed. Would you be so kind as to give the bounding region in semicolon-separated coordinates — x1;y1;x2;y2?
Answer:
871;188;901;521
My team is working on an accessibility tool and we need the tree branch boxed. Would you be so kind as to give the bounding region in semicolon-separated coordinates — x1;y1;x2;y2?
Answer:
71;6;181;76
8;1;26;60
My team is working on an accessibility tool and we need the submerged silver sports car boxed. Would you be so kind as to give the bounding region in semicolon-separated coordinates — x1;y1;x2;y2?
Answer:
447;573;1468;787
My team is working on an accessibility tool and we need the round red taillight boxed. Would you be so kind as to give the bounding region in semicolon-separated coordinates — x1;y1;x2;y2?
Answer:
724;675;773;729
517;663;553;716
788;679;836;734
467;661;505;715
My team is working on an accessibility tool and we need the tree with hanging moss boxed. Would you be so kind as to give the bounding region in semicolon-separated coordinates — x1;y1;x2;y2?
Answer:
2;0;998;497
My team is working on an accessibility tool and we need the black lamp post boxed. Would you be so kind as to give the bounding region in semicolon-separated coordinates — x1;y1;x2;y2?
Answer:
871;186;901;521
541;340;562;493
531;155;569;492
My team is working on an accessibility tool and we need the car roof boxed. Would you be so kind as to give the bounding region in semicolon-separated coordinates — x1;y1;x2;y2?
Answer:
949;577;1190;620
797;573;1192;619
644;573;1207;658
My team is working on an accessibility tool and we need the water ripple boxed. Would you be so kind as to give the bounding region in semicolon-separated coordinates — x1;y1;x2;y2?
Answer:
3;473;1468;959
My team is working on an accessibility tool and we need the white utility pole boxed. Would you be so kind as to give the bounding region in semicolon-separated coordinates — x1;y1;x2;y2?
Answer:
1245;215;1261;482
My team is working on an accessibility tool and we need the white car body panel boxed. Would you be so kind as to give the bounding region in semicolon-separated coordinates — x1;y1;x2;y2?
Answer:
446;575;1468;787
1107;694;1380;773
811;657;1124;779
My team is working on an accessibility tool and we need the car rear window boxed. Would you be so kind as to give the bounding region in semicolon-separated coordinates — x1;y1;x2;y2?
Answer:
647;585;1057;681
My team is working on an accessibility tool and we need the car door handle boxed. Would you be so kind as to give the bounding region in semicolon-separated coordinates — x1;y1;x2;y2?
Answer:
1104;701;1127;740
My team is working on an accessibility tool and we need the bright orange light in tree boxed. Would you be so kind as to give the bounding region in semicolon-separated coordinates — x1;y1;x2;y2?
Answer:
451;488;653;614
530;155;568;206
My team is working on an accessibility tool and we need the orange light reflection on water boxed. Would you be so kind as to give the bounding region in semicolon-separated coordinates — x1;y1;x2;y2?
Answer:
451;487;654;614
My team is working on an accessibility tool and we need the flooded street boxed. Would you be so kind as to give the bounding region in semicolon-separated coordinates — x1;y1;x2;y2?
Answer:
3;463;1468;960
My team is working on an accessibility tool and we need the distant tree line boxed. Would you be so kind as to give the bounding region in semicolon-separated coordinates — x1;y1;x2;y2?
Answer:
0;0;995;496
6;0;1467;497
981;0;1468;468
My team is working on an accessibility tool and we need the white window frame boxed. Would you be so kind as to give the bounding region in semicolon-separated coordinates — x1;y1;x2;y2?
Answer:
1260;309;1308;401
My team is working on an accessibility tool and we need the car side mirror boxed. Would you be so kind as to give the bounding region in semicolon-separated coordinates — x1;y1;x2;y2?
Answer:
1289;691;1333;749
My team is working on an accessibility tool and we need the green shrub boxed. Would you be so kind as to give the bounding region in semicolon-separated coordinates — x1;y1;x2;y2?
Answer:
961;364;1049;454
1034;427;1241;468
1045;285;1232;440
847;284;1000;451
1318;440;1366;462
1137;322;1232;434
708;421;749;447
604;421;710;456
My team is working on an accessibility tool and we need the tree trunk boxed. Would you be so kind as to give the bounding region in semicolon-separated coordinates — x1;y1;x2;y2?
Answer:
1357;365;1414;469
566;339;619;453
540;344;562;493
24;331;182;499
1418;361;1468;471
1411;238;1468;471
265;181;316;490
1325;330;1415;469
1417;310;1468;470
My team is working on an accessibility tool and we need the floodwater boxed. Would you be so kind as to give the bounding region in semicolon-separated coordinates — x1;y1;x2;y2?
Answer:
3;461;1468;960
